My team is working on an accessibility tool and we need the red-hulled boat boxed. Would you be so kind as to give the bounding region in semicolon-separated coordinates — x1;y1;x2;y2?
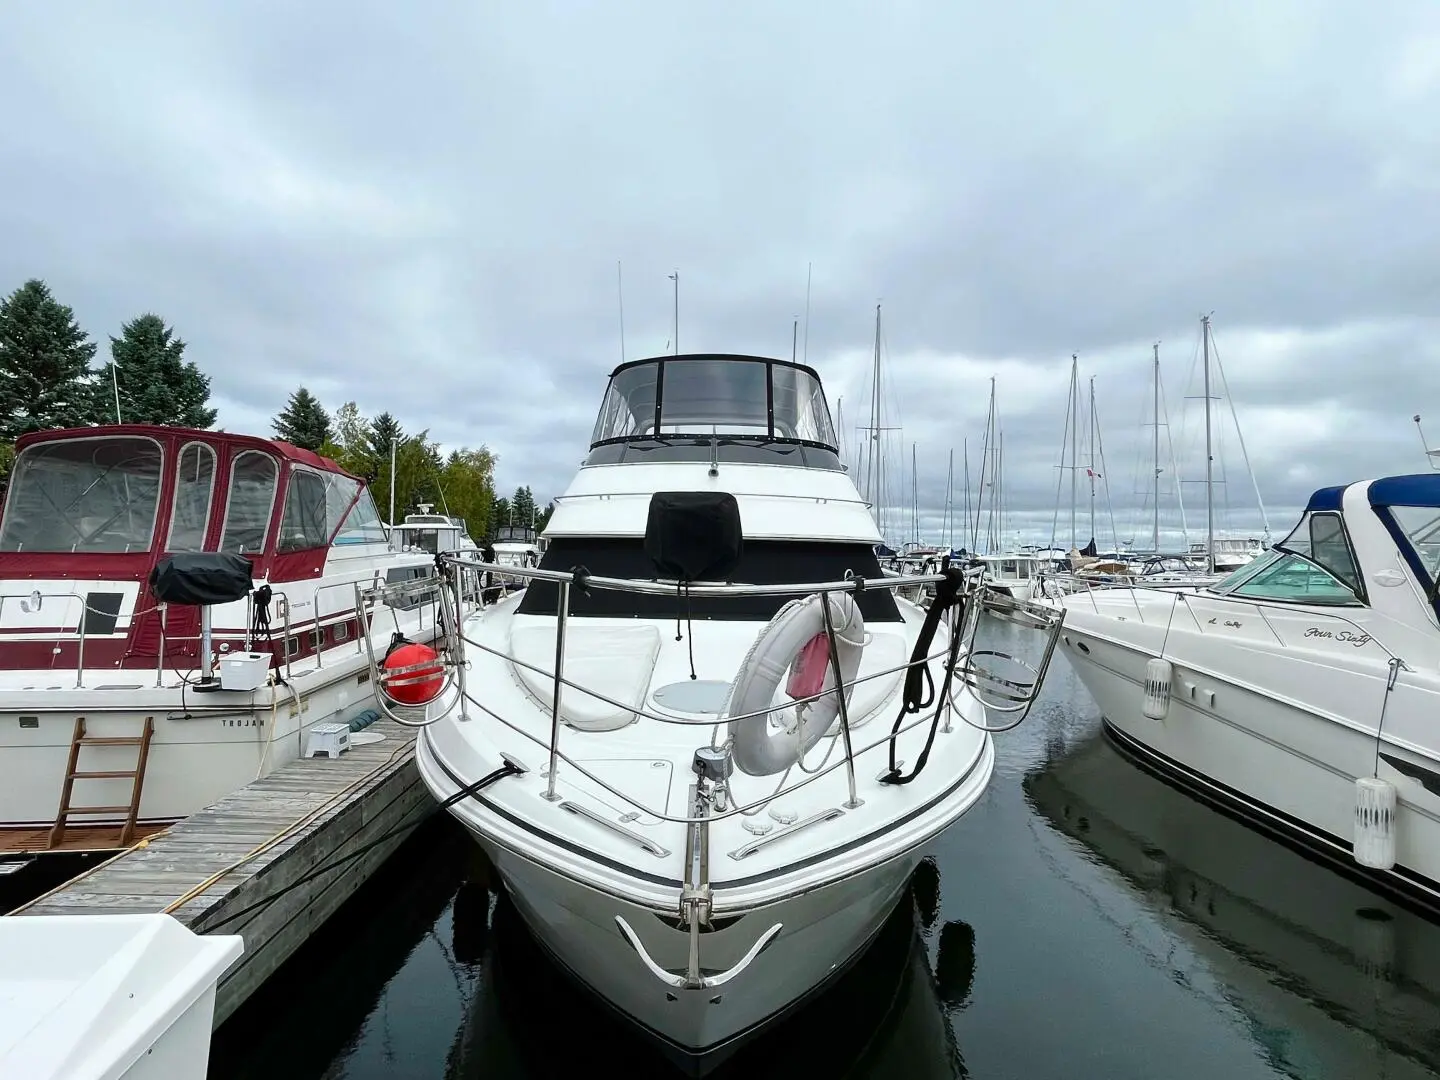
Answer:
0;424;458;858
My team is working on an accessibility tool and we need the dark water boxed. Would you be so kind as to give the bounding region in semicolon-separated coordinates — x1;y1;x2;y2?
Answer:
208;654;1440;1080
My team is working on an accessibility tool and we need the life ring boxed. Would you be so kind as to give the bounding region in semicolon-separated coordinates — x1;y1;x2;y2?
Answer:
726;592;865;777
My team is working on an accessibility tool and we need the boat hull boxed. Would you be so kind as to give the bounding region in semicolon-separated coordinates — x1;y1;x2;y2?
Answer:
0;624;445;855
465;826;921;1067
1059;631;1440;912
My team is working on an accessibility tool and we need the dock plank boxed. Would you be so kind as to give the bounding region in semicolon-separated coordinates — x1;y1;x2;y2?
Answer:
12;717;437;1025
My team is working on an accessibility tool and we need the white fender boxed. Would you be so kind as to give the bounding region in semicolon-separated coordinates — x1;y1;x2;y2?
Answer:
726;592;865;777
1354;776;1397;870
1142;658;1172;720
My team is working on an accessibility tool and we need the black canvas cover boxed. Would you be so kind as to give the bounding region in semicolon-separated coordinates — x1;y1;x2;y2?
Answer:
643;491;743;582
150;553;254;606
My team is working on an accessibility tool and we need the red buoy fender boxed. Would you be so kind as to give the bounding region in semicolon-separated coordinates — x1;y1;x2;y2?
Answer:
382;642;445;706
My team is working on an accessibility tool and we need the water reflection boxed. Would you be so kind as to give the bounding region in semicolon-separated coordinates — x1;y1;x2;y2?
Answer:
1023;727;1440;1080
448;856;975;1078
209;818;977;1079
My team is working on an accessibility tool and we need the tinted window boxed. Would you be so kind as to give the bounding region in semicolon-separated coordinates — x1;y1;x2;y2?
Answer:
590;358;838;450
335;489;389;545
0;437;163;553
278;468;330;552
167;442;216;552
220;451;279;553
1219;551;1361;606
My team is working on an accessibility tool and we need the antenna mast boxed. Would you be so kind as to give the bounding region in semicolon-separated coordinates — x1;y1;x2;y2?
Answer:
669;270;679;354
617;261;626;362
802;262;812;363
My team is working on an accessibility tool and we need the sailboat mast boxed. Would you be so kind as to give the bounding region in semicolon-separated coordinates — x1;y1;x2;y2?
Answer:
1152;342;1161;552
946;447;955;550
869;304;883;537
1069;354;1078;549
1202;314;1214;574
997;428;1005;550
911;441;918;545
1088;375;1096;547
963;438;971;552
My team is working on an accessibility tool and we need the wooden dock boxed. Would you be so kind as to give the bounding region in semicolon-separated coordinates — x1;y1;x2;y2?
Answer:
12;717;435;1026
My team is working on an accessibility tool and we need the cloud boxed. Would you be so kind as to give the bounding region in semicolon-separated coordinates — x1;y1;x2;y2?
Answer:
0;0;1435;546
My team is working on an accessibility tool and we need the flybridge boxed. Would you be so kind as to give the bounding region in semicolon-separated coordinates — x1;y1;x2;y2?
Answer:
587;354;841;455
0;424;387;578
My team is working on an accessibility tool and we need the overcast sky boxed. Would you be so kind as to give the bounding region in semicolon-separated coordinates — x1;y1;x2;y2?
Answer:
2;1;1436;548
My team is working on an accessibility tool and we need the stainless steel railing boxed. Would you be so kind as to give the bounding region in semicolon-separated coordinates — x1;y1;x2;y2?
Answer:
1051;572;1405;661
356;558;1067;825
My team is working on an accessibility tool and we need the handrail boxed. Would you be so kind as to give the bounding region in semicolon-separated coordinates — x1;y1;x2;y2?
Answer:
438;557;949;598
359;558;1060;820
553;489;873;508
0;589;120;688
1058;573;1405;662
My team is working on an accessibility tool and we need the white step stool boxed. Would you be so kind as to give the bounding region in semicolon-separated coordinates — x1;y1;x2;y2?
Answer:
305;722;351;759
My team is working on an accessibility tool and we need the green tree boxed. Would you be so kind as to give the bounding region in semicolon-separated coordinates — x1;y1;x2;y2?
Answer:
440;447;497;540
536;500;555;532
512;485;537;528
492;497;512;534
100;313;216;428
322;401;375;477
0;279;100;440
0;441;15;505
272;386;332;450
367;412;403;462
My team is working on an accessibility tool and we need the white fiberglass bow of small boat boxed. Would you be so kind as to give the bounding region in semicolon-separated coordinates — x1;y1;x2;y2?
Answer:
0;913;242;1080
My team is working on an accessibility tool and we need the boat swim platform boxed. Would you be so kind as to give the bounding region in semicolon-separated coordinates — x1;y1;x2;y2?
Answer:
9;716;432;1027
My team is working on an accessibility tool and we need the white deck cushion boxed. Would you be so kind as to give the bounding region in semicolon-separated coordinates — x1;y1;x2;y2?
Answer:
508;622;661;732
830;630;907;732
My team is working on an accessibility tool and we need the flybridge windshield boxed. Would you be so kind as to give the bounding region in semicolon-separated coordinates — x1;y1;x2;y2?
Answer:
589;356;839;451
0;437;163;553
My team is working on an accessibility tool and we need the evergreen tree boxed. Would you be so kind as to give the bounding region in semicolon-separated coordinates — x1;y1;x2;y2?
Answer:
364;414;405;520
536;500;555;532
100;313;217;428
367;412;403;462
272;386;332;450
512;485;537;528
0;441;15;505
492;497;512;534
0;279;100;440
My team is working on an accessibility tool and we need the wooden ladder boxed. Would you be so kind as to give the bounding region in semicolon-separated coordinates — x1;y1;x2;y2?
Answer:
49;716;155;850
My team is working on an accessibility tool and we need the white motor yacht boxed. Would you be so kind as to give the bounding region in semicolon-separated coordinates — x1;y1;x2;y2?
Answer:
1058;475;1440;910
389;503;479;556
398;353;1063;1068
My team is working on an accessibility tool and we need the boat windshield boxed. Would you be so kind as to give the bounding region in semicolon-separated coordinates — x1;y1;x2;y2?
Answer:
1208;548;1362;606
0;437;164;553
590;356;838;450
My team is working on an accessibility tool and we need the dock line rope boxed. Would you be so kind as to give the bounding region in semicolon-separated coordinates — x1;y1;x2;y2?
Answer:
198;759;521;933
880;566;968;786
158;740;417;915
